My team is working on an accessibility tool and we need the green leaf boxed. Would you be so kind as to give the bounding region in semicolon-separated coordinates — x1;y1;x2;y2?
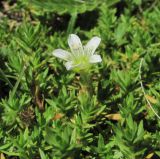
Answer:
39;148;47;159
133;121;144;143
155;151;160;157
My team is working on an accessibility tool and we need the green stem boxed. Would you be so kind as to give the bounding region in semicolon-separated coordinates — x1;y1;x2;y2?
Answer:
79;71;94;97
67;11;78;35
0;68;13;89
10;66;25;98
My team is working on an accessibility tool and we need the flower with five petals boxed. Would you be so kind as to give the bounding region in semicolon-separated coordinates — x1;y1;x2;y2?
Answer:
52;34;102;71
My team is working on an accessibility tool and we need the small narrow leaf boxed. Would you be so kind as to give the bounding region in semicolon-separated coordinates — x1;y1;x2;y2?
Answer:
39;148;47;159
0;153;5;159
105;113;121;121
145;95;158;104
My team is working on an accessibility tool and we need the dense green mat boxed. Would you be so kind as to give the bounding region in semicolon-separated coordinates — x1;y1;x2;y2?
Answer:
0;0;160;158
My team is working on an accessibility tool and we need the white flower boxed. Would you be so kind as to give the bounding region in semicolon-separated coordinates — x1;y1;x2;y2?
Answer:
52;34;102;71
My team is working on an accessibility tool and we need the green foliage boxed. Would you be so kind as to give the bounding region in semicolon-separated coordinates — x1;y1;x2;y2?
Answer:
0;0;160;158
21;0;101;15
0;93;31;126
15;23;42;54
112;115;145;159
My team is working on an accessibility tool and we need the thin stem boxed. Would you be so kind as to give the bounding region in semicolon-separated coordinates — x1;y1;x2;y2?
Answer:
0;68;13;89
10;65;25;99
139;58;160;120
67;12;77;35
79;71;94;97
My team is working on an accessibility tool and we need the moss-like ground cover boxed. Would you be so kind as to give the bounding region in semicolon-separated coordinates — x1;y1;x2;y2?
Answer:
0;0;160;158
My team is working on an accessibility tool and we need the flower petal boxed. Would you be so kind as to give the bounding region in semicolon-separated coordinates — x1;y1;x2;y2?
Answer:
64;61;74;70
52;49;71;61
89;55;102;63
68;34;84;56
84;37;101;55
